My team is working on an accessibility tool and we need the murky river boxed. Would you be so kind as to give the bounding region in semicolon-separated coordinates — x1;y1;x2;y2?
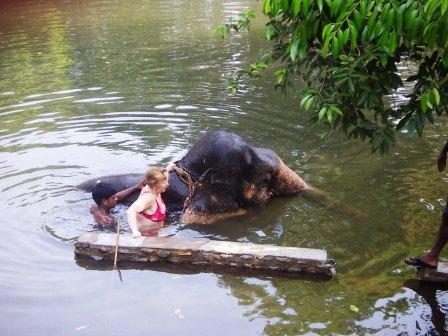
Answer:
1;0;447;335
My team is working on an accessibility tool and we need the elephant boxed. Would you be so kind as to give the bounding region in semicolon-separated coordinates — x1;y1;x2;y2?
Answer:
78;130;360;224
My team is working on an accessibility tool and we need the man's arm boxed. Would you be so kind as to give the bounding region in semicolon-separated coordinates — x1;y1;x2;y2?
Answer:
437;141;448;172
90;205;117;227
115;181;143;202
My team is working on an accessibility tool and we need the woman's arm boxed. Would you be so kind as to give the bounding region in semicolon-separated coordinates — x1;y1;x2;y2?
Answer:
127;193;155;238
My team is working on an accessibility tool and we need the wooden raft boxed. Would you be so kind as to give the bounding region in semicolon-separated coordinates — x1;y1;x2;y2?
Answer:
418;262;448;283
75;232;336;277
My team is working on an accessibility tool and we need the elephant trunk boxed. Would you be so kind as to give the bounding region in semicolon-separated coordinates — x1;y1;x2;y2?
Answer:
275;161;308;196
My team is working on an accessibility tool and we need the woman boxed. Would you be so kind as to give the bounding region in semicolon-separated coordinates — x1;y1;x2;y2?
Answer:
127;164;174;237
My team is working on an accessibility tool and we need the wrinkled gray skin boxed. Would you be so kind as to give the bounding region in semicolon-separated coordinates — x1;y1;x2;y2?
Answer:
78;131;308;224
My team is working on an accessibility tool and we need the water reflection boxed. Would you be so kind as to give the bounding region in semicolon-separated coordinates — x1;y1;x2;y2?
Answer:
403;279;448;334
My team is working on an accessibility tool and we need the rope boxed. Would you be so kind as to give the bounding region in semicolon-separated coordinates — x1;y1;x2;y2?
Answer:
172;164;195;193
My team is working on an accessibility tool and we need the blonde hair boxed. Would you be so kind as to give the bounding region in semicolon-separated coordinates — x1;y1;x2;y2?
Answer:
144;166;168;187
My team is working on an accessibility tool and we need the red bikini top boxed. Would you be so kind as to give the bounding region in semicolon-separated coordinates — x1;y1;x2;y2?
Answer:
139;192;166;222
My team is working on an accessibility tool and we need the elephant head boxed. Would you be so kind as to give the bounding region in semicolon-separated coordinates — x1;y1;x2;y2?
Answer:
181;137;308;224
239;147;308;205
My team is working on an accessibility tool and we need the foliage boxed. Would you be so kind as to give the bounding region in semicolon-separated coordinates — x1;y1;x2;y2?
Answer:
216;0;448;154
212;11;256;38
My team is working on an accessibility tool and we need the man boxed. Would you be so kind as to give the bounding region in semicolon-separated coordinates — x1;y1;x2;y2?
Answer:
90;181;142;227
405;140;448;269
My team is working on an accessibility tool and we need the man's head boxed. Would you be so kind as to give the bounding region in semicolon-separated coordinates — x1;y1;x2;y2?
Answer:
92;181;118;208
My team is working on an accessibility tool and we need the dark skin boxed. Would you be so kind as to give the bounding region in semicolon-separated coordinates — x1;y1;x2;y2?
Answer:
90;182;143;227
405;140;448;268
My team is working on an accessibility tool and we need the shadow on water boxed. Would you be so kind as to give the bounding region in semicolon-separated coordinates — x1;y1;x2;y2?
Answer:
403;279;448;335
75;255;333;283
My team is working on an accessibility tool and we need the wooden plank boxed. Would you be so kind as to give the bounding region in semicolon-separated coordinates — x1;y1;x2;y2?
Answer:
418;262;448;283
75;232;336;277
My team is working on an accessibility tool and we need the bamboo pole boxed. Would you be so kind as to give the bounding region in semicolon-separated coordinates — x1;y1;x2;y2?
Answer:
113;222;120;269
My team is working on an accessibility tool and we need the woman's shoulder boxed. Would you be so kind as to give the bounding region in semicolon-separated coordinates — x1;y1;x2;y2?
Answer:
139;187;155;200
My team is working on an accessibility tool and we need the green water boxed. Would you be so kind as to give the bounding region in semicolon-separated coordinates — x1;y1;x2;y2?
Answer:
1;0;447;334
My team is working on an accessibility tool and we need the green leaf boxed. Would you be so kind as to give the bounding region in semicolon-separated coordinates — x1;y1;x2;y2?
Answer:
322;23;334;40
227;81;238;94
442;0;448;15
407;118;416;137
303;0;309;14
292;0;302;16
407;11;419;38
444;52;448;68
265;24;277;41
322;35;331;58
212;26;230;38
334;77;348;88
361;25;369;43
379;141;390;155
349;24;358;50
380;54;388;67
426;0;440;21
396;113;412;130
427;24;437;47
264;0;271;15
367;9;379;34
332;36;339;58
371;20;384;40
275;69;287;84
300;94;312;107
318;0;323;12
331;105;343;116
298;44;307;59
348;78;355;93
360;0;366;17
396;8;403;34
318;106;327;120
386;8;394;29
431;87;440;106
290;39;300;61
387;31;397;55
415;111;424;136
304;96;315;111
330;0;342;17
381;5;389;23
342;28;350;46
326;108;334;123
354;10;362;30
379;31;389;49
313;18;320;35
272;0;280;16
359;120;377;130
